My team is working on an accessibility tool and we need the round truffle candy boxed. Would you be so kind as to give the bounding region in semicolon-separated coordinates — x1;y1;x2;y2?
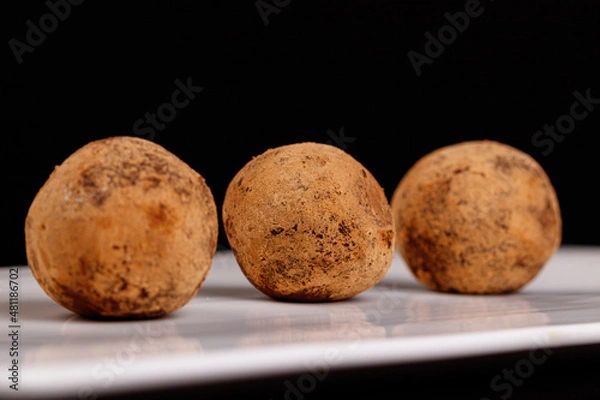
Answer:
390;140;562;294
25;136;218;319
222;142;395;302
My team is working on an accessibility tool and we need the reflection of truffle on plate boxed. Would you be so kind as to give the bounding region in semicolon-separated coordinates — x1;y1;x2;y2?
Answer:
236;304;386;347
390;294;550;336
222;142;395;302
391;140;562;294
25;136;218;319
26;319;202;364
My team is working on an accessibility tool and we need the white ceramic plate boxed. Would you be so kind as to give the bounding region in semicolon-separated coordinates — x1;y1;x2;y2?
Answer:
2;245;600;399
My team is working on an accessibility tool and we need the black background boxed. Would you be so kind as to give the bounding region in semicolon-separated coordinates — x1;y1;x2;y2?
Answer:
1;2;600;399
1;0;599;267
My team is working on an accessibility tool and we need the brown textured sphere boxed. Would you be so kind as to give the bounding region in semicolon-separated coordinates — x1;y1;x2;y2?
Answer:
222;142;395;302
391;140;562;294
25;136;218;319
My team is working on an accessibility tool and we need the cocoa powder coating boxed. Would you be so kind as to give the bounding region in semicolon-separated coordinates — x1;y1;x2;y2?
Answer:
25;136;218;319
222;142;395;301
391;140;562;294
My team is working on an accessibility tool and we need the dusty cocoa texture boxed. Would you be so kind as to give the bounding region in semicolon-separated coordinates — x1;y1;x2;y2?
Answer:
222;142;395;302
25;136;218;319
390;140;562;294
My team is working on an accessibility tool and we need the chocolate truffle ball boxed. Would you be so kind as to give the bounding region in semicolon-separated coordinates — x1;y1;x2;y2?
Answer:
391;140;562;294
222;142;395;302
25;136;218;319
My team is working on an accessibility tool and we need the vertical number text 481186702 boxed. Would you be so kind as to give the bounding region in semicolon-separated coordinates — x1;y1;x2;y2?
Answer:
8;268;20;392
